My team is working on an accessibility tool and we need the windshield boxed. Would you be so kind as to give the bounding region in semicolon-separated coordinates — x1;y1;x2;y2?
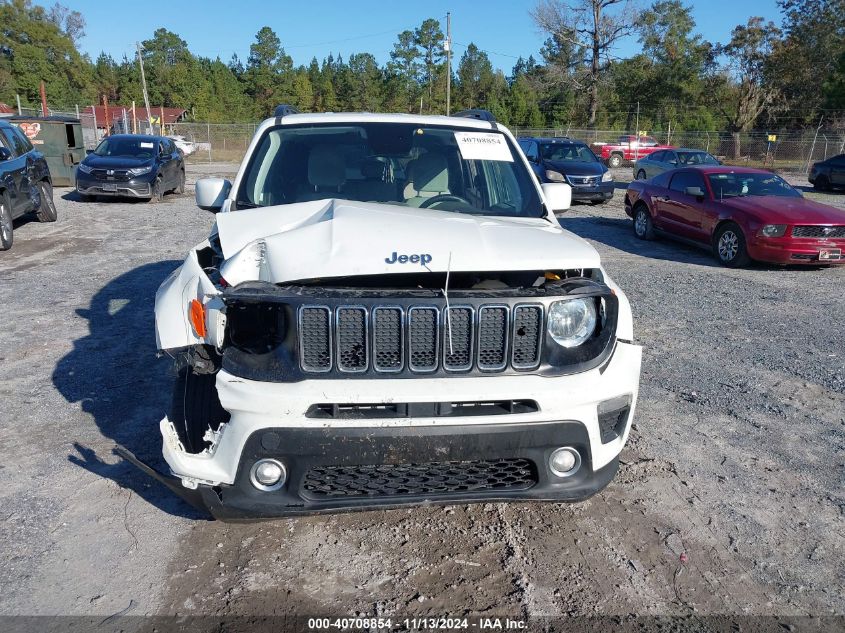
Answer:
539;143;598;163
677;151;719;166
236;123;543;217
93;137;157;159
707;172;801;199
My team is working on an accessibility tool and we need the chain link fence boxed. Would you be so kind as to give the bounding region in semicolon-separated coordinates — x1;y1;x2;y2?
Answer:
512;127;845;174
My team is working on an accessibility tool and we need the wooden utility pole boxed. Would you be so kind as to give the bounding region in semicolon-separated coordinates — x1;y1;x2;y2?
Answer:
131;100;137;134
136;41;153;134
445;12;452;116
103;95;110;136
40;81;48;116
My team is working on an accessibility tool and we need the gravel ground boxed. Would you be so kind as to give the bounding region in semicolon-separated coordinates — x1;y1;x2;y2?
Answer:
1;163;843;625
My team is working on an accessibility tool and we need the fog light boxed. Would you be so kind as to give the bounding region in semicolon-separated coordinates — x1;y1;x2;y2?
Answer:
249;459;287;491
549;447;581;477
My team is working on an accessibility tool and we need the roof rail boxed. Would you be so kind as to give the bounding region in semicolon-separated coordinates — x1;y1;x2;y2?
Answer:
451;109;496;122
273;104;300;118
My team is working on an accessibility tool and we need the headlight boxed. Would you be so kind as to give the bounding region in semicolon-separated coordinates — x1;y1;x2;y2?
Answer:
760;224;787;237
128;165;153;177
601;170;613;182
547;298;597;348
78;163;93;174
544;170;565;183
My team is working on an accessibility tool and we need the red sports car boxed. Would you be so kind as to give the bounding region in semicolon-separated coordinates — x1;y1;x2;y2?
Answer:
624;166;845;267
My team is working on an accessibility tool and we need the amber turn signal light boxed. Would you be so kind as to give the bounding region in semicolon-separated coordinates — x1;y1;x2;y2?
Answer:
189;299;206;337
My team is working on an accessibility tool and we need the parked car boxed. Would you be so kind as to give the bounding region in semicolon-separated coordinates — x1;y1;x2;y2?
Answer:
592;135;674;168
168;134;197;156
75;134;185;202
118;107;643;520
625;166;845;267
633;148;720;180
808;154;845;191
518;137;614;205
0;118;56;251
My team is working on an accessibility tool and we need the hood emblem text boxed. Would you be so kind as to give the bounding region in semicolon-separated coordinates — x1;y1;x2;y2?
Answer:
385;251;433;266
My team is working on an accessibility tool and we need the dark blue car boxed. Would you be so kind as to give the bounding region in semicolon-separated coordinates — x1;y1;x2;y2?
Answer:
75;134;185;202
518;137;614;205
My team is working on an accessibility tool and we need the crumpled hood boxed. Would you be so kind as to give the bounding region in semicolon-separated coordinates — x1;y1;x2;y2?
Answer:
215;199;601;285
719;195;845;224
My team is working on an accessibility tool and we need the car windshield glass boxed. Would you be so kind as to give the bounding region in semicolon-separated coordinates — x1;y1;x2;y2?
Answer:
678;151;719;166
236;123;543;217
539;143;597;163
707;172;801;198
94;137;156;159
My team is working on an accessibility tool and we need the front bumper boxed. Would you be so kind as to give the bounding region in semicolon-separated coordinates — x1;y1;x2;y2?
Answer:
127;340;642;520
568;182;615;201
76;175;153;198
749;237;845;264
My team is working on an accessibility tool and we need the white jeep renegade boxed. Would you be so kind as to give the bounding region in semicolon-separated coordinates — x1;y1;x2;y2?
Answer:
122;108;643;520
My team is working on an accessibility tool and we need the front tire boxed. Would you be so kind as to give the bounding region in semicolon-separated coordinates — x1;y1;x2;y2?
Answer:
813;176;830;191
0;193;13;251
633;205;655;240
713;222;751;267
174;170;186;195
608;154;623;168
170;362;230;453
150;176;163;203
36;181;57;222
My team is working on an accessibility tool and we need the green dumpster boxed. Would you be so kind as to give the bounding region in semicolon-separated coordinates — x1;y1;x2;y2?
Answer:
9;115;86;186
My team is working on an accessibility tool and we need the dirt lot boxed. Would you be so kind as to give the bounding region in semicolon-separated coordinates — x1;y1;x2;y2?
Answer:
1;163;843;627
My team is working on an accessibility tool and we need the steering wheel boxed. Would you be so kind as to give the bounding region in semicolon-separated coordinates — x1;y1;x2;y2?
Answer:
419;194;471;209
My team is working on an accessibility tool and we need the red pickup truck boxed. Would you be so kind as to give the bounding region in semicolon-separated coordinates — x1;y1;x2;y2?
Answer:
592;136;674;168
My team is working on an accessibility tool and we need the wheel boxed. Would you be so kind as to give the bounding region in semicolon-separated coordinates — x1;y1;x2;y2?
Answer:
78;192;93;202
608;154;623;168
170;359;230;453
174;170;186;195
813;176;830;191
713;222;751;267
35;181;57;222
636;169;647;180
150;176;163;203
0;193;13;251
633;205;655;240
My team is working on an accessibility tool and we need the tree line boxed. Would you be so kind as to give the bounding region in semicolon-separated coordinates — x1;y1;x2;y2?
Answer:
0;0;842;135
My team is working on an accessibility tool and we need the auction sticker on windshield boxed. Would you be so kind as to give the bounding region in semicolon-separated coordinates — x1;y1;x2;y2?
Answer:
454;131;513;162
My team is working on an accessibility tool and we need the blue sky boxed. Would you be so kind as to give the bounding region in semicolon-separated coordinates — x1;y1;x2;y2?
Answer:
69;0;783;71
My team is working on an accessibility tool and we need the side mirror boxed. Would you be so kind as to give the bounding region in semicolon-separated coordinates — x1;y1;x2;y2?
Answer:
196;177;231;212
541;182;572;213
685;186;705;199
0;147;12;161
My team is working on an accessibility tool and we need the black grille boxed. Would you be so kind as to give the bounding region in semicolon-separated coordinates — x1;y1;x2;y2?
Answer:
478;306;508;370
511;306;543;369
567;175;600;187
297;302;545;375
336;307;367;371
91;169;130;181
409;307;438;371
372;307;402;371
443;307;473;370
299;307;331;372
302;458;537;498
792;225;845;238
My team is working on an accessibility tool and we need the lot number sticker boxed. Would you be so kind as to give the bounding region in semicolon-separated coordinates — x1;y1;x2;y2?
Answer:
454;132;513;162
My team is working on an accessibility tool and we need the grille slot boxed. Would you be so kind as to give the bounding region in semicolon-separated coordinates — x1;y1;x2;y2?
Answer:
443;307;473;371
299;307;332;372
792;225;845;238
372;307;403;371
408;307;439;372
477;306;508;370
336;307;367;372
511;305;543;369
302;458;537;498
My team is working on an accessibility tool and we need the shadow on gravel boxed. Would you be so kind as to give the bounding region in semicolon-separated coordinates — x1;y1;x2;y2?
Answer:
52;260;206;520
59;190;149;204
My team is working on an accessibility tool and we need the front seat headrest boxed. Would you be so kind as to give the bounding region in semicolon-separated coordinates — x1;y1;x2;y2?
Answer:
308;146;345;188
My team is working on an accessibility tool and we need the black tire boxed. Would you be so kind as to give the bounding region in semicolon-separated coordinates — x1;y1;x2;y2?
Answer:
150;176;164;203
0;192;13;251
813;175;830;191
170;363;230;453
608;154;623;168
174;170;186;195
636;169;647;180
78;193;93;202
713;222;751;268
633;205;655;240
35;181;57;222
